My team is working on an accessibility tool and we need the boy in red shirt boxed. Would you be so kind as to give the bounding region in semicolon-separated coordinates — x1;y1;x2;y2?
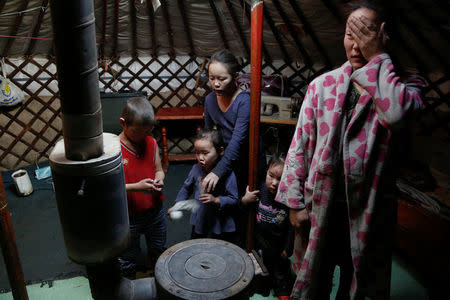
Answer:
118;97;166;278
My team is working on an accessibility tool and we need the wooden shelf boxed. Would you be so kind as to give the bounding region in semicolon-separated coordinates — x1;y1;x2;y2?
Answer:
155;106;204;172
155;107;298;172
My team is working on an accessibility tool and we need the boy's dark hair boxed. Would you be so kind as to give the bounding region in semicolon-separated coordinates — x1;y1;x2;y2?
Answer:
195;129;224;153
209;49;241;78
268;153;285;168
121;97;155;126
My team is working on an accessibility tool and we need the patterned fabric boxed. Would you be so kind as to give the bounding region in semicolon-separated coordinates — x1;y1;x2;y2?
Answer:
275;54;425;299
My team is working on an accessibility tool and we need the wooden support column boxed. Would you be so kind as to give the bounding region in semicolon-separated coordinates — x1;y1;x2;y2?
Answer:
246;0;263;253
0;175;29;300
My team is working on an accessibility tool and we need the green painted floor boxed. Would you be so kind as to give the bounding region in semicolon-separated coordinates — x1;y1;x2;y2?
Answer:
0;253;429;300
0;277;93;300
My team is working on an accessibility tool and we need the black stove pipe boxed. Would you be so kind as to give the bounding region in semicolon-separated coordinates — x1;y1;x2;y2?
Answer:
50;0;103;161
49;1;156;298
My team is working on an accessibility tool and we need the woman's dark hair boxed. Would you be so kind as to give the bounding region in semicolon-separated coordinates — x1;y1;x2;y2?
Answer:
345;0;390;28
209;49;241;78
121;96;155;126
195;129;225;154
344;0;392;47
268;153;285;169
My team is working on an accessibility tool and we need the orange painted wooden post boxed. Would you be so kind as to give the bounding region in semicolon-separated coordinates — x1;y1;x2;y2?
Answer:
0;175;29;300
246;0;264;253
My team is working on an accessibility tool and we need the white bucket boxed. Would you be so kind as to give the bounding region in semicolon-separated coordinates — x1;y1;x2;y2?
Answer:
11;169;33;196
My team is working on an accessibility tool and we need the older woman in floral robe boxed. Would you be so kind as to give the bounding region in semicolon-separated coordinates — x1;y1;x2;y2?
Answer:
275;2;425;299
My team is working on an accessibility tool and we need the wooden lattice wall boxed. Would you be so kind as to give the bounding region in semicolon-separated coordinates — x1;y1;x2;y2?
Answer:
0;55;448;171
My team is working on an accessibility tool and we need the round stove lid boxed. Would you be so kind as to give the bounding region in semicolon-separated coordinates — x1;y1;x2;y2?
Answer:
155;238;254;299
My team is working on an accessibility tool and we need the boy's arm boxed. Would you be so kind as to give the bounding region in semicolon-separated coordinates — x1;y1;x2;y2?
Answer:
126;179;158;193
126;181;147;192
154;145;165;184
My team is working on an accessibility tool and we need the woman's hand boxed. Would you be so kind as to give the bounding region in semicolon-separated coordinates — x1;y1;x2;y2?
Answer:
202;172;219;193
347;15;387;62
241;186;260;204
199;193;220;205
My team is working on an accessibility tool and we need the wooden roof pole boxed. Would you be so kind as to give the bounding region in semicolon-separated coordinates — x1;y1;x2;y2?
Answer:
287;0;332;68
272;0;311;66
0;1;6;13
129;0;138;58
263;6;292;63
99;0;107;60
224;0;250;58
112;0;120;58
25;0;49;56
0;175;29;300
146;0;157;56
239;0;272;63
319;0;345;24
160;0;175;58
2;0;31;57
246;0;263;253
176;0;195;56
208;0;229;50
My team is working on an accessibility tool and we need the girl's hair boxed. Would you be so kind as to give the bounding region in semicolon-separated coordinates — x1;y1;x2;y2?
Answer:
195;129;224;154
121;97;155;126
209;49;241;78
268;153;285;169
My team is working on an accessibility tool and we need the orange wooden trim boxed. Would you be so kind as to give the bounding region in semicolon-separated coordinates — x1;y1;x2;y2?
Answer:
168;153;197;162
155;106;204;120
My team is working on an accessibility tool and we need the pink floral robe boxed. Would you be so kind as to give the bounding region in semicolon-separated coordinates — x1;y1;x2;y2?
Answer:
275;54;425;299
